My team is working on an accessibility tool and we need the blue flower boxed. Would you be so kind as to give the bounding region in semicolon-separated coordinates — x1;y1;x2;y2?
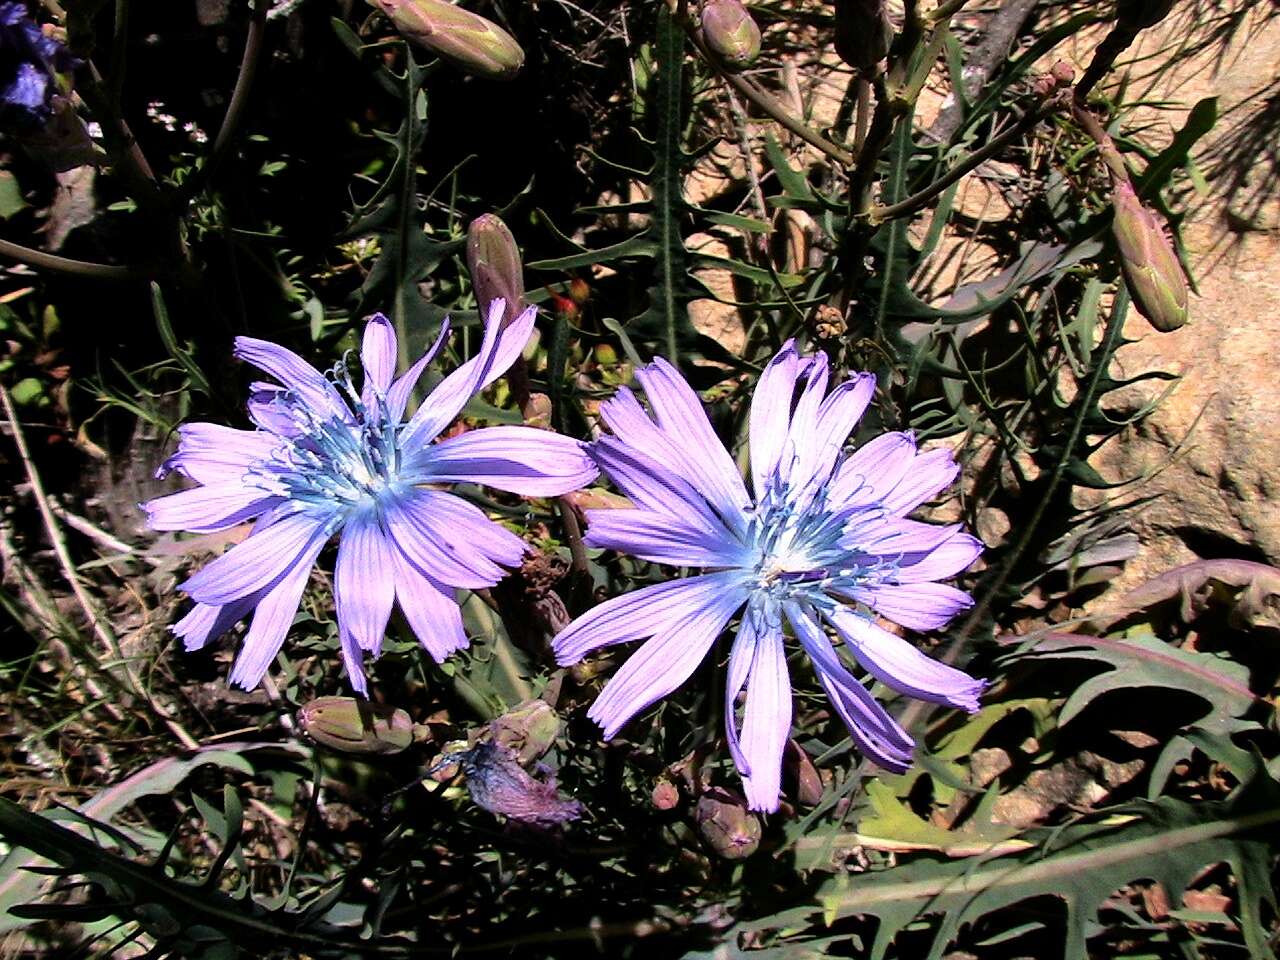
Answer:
0;2;75;130
552;343;985;812
144;302;598;693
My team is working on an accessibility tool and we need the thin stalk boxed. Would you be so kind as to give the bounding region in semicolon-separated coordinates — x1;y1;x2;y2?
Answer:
868;100;1062;224
203;0;270;185
0;238;146;280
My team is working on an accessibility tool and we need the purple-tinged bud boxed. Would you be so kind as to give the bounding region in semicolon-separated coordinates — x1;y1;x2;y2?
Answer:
567;276;591;305
833;0;893;72
1111;178;1189;332
699;0;761;70
298;697;418;755
467;213;524;326
368;0;524;81
696;788;762;859
652;779;680;810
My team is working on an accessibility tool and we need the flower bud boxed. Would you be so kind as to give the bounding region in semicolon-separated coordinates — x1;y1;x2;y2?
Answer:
298;697;417;755
695;788;762;859
786;741;824;807
833;0;893;72
368;0;524;81
1111;178;1189;332
652;779;680;810
568;276;591;306
467;213;524;325
699;0;761;70
490;699;562;763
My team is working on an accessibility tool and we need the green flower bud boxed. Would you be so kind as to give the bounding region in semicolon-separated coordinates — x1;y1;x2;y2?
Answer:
467;213;525;325
833;0;893;72
695;788;762;859
1111;179;1189;332
699;0;761;70
490;699;562;763
369;0;524;81
298;697;417;755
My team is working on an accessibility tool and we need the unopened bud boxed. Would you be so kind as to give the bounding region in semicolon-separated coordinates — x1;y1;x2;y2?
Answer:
491;699;562;763
696;788;762;859
1111;179;1189;332
467;213;524;325
1032;60;1075;98
368;0;524;81
787;741;824;807
652;779;680;810
545;289;579;321
593;343;618;365
833;0;893;72
298;697;417;755
568;276;591;305
699;0;761;69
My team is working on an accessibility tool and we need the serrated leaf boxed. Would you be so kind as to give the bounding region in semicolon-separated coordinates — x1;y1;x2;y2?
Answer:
753;778;1280;960
1001;631;1258;736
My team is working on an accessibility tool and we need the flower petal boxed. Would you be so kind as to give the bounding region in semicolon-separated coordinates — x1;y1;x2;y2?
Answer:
401;301;536;446
828;431;916;506
179;510;332;606
391;547;469;663
360;313;398;407
234;337;349;423
749;341;801;497
414;425;599;497
335;514;395;653
553;570;747;665
589;437;727;535
387;317;451;424
171;598;255;652
879;448;960;517
779;350;829;482
827;606;984;711
226;529;328;690
848;582;974;631
634;358;751;527
584;508;749;568
723;615;759;776
383;491;520;589
787;602;915;771
156;422;277;484
792;371;876;488
738;624;792;813
337;622;369;696
587;583;744;739
893;531;983;582
143;484;280;533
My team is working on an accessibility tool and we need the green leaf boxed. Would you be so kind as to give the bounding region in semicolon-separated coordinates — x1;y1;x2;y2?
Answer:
1135;98;1218;200
1001;630;1258;736
753;778;1280;960
0;171;28;220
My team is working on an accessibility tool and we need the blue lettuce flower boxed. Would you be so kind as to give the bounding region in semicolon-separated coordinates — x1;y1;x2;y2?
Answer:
552;343;985;812
144;302;598;693
0;2;75;130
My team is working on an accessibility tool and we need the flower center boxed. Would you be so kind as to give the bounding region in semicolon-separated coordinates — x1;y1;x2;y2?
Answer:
246;364;409;512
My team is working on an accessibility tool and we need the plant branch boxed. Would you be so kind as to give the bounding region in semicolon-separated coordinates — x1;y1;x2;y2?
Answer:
666;0;854;167
0;238;147;280
201;0;271;189
868;99;1061;224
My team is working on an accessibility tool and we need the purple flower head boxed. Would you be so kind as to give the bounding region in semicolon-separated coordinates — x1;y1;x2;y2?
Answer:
552;343;985;812
0;3;76;130
144;301;598;693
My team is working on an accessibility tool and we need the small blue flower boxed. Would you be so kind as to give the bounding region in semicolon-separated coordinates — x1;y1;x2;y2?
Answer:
0;2;75;130
552;343;985;812
144;302;598;693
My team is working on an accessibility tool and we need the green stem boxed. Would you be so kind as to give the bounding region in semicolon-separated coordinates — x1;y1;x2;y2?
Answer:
0;238;145;280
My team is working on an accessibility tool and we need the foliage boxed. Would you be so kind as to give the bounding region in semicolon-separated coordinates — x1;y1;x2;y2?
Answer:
0;0;1277;957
